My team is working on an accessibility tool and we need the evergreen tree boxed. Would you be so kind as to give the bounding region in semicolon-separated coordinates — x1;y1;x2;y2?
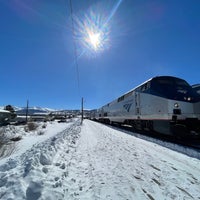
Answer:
4;105;17;119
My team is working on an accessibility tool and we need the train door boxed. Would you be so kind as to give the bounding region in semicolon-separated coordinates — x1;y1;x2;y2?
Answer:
135;92;141;116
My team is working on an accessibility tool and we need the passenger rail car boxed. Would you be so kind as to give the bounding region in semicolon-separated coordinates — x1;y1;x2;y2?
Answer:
95;76;200;138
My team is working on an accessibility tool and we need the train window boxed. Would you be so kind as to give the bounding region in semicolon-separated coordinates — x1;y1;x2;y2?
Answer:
141;85;145;91
135;86;143;92
141;84;147;91
157;79;173;86
176;80;189;86
147;81;150;89
135;86;142;92
152;77;200;102
140;82;150;92
118;95;124;102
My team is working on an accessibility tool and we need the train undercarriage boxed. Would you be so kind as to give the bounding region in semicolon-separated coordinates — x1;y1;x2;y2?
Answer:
98;117;200;139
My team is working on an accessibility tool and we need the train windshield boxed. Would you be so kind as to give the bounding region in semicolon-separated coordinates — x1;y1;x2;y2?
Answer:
151;77;200;102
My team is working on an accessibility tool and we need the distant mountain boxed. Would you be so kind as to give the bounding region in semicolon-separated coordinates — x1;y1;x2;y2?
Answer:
15;107;56;115
0;105;83;116
0;105;55;115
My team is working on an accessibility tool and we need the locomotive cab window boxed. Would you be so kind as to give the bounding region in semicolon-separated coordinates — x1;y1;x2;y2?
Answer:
151;76;200;102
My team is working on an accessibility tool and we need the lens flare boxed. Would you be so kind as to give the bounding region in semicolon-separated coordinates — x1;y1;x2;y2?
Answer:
71;0;124;58
73;10;110;57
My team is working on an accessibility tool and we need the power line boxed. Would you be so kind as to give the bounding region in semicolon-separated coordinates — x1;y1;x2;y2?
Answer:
69;0;80;95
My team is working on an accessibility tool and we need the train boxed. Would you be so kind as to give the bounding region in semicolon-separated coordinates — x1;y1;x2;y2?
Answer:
192;84;200;95
91;76;200;138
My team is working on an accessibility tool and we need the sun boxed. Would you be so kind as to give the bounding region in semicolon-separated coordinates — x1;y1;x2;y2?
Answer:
72;6;111;57
88;32;101;50
84;28;105;52
70;0;124;58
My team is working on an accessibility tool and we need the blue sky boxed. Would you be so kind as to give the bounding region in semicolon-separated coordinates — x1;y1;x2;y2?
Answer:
0;0;200;110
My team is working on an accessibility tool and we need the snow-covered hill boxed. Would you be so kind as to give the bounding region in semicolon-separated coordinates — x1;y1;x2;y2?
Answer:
0;105;82;116
15;107;54;115
0;106;55;115
0;119;200;199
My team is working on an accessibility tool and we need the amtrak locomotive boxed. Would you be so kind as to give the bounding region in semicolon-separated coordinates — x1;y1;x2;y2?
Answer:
94;76;200;138
192;84;200;95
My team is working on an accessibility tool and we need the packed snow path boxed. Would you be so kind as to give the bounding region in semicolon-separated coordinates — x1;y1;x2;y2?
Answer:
0;119;200;200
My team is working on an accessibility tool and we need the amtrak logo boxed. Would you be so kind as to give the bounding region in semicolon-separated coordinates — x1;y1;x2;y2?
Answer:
123;103;132;112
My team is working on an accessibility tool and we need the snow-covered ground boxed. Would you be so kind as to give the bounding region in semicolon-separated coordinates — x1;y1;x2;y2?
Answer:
0;119;200;200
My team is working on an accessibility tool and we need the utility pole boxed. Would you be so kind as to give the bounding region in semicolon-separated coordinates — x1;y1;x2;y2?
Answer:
26;100;29;123
81;97;84;124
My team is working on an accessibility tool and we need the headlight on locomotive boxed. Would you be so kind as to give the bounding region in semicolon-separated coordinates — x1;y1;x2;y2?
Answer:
173;103;181;114
174;103;179;108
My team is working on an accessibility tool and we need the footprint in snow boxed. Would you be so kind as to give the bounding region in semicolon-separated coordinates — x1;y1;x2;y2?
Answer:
26;181;43;200
42;167;48;174
60;163;65;169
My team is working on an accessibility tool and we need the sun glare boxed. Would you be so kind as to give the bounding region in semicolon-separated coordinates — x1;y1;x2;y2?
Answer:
88;32;101;50
73;9;110;57
72;0;124;57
